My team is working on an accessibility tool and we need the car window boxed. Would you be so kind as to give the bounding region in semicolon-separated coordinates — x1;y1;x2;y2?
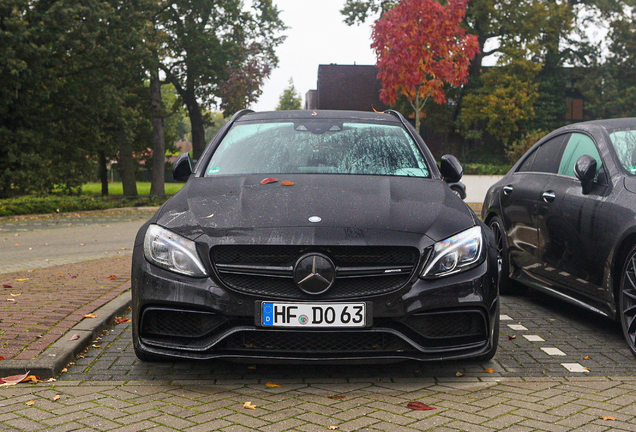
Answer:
558;133;602;177
205;120;430;177
609;128;636;175
517;134;568;174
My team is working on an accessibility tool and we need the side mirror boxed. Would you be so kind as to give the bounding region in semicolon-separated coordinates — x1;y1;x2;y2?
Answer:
173;152;193;182
574;154;597;195
440;154;463;183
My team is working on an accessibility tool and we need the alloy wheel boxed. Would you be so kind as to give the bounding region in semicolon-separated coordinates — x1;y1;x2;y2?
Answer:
620;248;636;355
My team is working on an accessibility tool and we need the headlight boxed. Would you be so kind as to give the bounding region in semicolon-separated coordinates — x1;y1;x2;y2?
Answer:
422;226;483;278
143;224;208;277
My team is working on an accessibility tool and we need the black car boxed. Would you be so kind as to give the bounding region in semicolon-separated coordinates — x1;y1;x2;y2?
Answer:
132;109;500;363
482;118;636;356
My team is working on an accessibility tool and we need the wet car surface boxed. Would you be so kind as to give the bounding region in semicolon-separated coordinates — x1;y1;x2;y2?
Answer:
132;109;499;363
482;117;636;357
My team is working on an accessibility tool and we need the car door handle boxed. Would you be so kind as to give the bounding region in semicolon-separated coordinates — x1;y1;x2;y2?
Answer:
542;191;556;203
503;185;513;195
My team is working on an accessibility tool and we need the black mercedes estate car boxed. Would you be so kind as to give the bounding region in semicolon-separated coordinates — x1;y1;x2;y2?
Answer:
132;109;500;363
482;118;636;357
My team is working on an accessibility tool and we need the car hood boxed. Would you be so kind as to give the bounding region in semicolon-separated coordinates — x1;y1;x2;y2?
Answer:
155;175;475;243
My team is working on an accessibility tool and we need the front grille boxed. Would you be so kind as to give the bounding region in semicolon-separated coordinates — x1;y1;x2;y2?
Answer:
141;308;227;338
211;245;421;299
218;330;414;352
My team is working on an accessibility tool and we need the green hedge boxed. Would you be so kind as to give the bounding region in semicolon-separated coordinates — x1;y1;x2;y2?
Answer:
462;163;511;175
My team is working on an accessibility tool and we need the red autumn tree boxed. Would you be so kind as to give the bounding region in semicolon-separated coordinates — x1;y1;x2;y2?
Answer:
371;0;479;131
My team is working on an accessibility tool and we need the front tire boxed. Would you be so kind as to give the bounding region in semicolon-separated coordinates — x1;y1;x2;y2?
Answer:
489;216;523;295
619;245;636;357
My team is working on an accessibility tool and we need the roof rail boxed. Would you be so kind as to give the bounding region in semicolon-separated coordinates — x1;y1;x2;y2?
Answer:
230;109;254;122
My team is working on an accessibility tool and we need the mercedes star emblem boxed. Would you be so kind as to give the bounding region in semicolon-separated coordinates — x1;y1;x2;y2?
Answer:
293;253;336;295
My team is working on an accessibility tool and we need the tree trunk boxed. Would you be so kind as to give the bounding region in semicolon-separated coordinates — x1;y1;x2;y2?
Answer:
98;150;109;197
117;126;138;197
183;88;206;160
149;69;165;196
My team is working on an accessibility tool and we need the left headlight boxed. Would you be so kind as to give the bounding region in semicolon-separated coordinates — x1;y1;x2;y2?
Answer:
421;226;483;278
143;224;208;277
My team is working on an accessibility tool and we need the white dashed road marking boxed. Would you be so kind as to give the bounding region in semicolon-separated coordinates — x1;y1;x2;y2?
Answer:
562;363;589;373
523;335;545;342
500;314;512;321
508;324;528;331
542;347;566;356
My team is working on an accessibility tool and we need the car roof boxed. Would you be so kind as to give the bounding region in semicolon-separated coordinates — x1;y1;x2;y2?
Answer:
558;117;636;134
234;110;404;124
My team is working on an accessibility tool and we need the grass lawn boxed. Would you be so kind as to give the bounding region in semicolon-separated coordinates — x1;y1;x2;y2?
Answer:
81;182;184;196
0;182;185;217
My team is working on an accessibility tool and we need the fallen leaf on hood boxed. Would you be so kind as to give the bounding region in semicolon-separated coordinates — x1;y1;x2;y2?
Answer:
14;243;19;246
601;416;616;421
456;372;465;377
260;177;278;185
70;275;77;279
115;317;131;324
82;313;97;319
79;243;85;246
266;382;282;388
328;395;346;399
25;401;35;406
484;368;494;373
52;395;61;401
281;180;295;186
69;334;80;341
0;371;30;384
407;401;436;411
107;275;117;281
243;401;257;409
247;365;256;370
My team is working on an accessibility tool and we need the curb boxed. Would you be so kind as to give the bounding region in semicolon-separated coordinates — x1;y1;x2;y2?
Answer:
0;206;159;222
0;290;132;379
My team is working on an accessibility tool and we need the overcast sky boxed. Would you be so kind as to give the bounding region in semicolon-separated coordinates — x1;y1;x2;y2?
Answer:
250;0;378;112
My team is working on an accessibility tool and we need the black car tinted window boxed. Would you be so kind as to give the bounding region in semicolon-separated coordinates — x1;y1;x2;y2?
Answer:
205;120;430;177
525;134;569;174
558;133;602;177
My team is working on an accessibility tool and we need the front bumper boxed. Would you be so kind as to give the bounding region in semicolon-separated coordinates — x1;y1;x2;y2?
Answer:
131;248;499;362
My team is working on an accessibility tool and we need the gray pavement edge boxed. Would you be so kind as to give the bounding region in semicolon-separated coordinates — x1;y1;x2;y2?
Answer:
0;288;132;379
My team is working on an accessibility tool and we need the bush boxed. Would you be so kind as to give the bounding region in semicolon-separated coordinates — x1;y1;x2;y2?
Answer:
462;163;512;175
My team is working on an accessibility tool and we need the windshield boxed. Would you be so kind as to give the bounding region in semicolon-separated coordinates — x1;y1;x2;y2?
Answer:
204;120;430;178
609;128;636;175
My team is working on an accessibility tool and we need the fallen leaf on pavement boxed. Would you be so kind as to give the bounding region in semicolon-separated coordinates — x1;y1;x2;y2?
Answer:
456;372;465;377
484;368;494;373
61;368;68;373
0;356;4;360
327;426;340;430
266;382;282;388
107;275;117;280
58;274;64;277
260;177;278;185
0;383;17;387
508;335;516;340
0;371;30;384
583;355;589;360
407;401;435;411
115;317;131;324
69;334;80;341
2;284;12;288
16;278;28;282
243;401;257;409
10;293;20;296
601;416;616;421
6;298;15;302
247;365;256;370
328;395;346;399
23;375;41;383
52;395;61;401
82;313;97;319
25;401;34;406
46;378;56;383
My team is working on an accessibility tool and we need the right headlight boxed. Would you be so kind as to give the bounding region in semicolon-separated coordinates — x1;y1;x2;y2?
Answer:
421;226;483;278
143;224;208;277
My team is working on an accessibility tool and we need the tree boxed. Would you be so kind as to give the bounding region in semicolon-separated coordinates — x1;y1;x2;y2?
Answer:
371;0;479;132
276;79;302;110
156;0;286;159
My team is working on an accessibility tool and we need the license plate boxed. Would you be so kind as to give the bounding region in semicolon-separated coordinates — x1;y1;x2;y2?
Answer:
260;302;367;328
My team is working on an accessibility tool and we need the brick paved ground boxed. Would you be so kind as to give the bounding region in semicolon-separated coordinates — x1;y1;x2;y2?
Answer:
0;257;131;360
